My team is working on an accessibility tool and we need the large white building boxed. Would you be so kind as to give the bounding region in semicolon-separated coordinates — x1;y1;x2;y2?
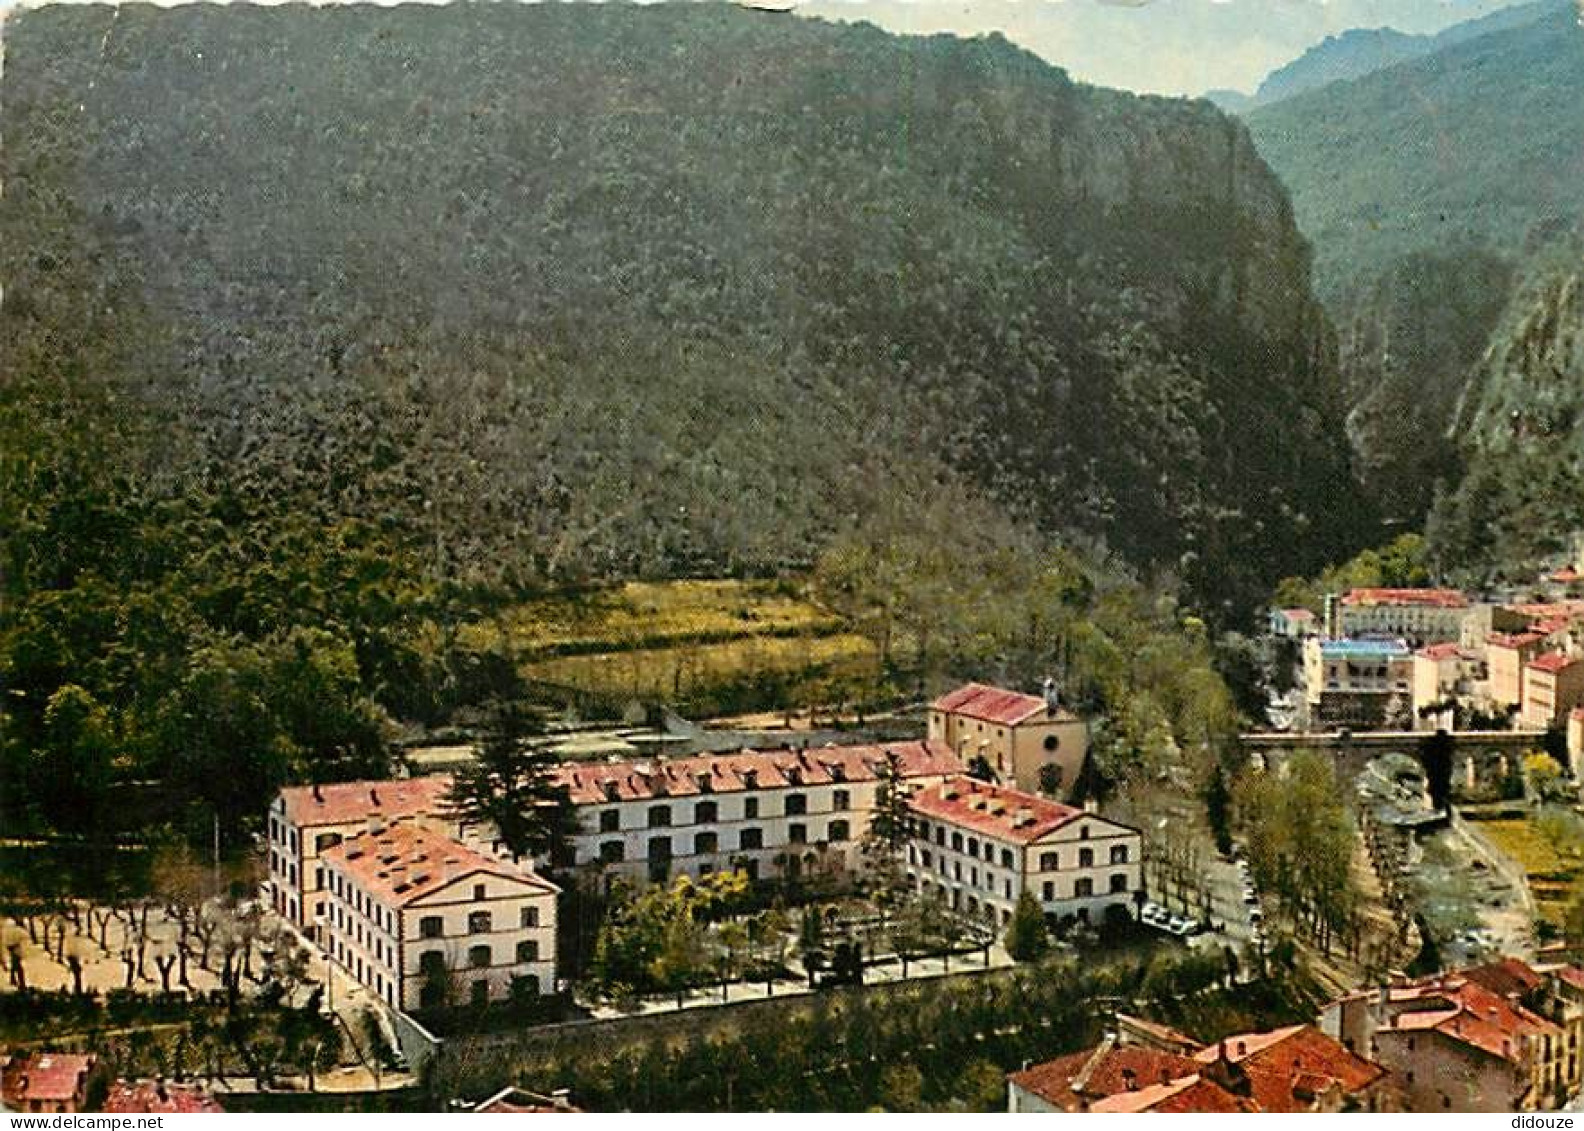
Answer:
904;776;1142;929
267;777;456;940
553;739;963;887
320;821;559;1012
1335;588;1470;647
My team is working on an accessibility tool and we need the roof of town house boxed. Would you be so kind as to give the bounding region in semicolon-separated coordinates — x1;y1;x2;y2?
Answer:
1489;631;1549;650
1008;1041;1208;1112
278;775;454;828
1193;1026;1385;1112
103;1081;224;1114
1280;608;1317;621
1370;975;1561;1063
1547;964;1584;994
908;776;1125;845
321;821;558;908
472;1087;580;1113
1115;1013;1200;1054
1526;651;1581;675
1549;567;1581;584
930;682;1062;726
1087;1074;1258;1114
551;739;962;806
1462;958;1548;999
1416;642;1470;661
1341;588;1469;609
1;1054;94;1105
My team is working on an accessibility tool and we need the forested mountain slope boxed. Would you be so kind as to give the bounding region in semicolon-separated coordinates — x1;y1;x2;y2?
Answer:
1;1;1369;615
1245;0;1584;522
1428;233;1584;576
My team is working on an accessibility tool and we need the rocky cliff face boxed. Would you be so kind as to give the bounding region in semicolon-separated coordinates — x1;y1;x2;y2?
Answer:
1429;236;1584;575
0;2;1370;615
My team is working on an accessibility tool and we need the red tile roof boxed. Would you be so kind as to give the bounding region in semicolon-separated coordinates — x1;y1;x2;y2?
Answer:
1416;642;1469;661
1195;1026;1384;1112
1;1054;94;1105
1526;651;1581;675
322;822;558;909
1462;958;1547;999
1342;588;1468;608
909;776;1123;845
552;739;961;806
1281;608;1317;621
1009;1043;1206;1112
930;682;1058;726
278;776;453;829
1372;975;1561;1063
1549;568;1581;584
103;1081;224;1114
1489;632;1548;650
1089;1074;1257;1114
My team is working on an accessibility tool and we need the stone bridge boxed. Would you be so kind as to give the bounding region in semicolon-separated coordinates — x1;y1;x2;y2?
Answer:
1238;728;1549;786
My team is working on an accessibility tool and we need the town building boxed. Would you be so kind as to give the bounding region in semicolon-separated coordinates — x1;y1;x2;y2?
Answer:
1321;966;1573;1111
1269;607;1319;639
1410;643;1486;731
1335;588;1471;647
268;776;457;940
1489;631;1552;709
102;1080;225;1114
927;681;1088;797
1008;1024;1390;1114
471;1087;579;1113
320;821;559;1012
0;1054;96;1114
554;739;963;887
1302;638;1414;729
1523;652;1584;730
905;776;1142;929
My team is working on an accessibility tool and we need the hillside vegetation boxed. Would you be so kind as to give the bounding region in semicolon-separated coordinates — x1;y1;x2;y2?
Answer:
1;1;1370;618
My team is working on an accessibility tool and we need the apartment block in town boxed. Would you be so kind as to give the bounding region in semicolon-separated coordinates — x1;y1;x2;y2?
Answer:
904;776;1141;929
927;681;1088;797
320;821;559;1012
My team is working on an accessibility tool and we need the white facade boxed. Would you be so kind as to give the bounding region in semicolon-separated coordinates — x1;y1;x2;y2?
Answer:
905;777;1143;928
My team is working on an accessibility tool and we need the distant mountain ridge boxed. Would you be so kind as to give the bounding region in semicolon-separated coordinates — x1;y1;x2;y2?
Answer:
0;2;1371;617
1210;0;1557;113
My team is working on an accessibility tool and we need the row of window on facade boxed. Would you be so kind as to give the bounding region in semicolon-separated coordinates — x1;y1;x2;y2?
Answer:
593;820;851;863
415;906;542;938
596;791;848;832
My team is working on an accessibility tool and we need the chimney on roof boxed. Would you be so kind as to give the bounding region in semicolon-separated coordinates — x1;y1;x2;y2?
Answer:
312;782;324;803
1043;676;1061;716
1160;1067;1172;1086
370;787;380;806
1083;799;1098;814
1121;1067;1138;1092
1015;806;1033;827
550;1089;573;1111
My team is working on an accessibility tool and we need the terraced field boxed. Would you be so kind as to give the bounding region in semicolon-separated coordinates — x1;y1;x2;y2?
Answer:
458;580;883;718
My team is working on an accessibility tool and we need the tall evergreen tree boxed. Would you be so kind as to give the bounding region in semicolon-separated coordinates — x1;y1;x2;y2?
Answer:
861;750;912;896
445;702;574;865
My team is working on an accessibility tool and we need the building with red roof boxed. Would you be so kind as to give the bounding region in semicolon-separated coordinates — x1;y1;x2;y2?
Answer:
322;821;559;1013
906;776;1140;929
1008;1024;1391;1113
927;681;1088;799
102;1080;224;1114
471;1086;579;1113
267;775;459;938
1321;963;1574;1111
1;1054;96;1114
1337;588;1471;648
1523;652;1584;729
